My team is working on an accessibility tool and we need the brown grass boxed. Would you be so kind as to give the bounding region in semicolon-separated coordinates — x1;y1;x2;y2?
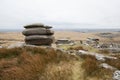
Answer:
0;47;77;80
97;49;110;54
81;55;99;76
68;46;85;50
40;62;72;80
81;54;112;79
105;58;120;70
0;48;22;59
0;46;114;80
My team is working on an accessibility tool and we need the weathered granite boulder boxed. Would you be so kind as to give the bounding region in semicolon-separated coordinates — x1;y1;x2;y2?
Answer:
25;35;54;45
24;23;44;29
22;28;54;36
22;23;54;46
25;35;54;40
24;23;53;29
113;70;120;80
25;39;53;45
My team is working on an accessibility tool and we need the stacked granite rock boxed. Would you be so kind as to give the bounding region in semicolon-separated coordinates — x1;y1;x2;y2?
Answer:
22;23;54;46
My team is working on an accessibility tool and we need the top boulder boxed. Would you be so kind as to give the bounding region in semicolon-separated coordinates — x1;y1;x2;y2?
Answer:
24;23;53;29
24;23;44;28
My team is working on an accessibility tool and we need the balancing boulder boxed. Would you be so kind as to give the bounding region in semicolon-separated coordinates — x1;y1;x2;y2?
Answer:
25;35;54;45
22;28;54;36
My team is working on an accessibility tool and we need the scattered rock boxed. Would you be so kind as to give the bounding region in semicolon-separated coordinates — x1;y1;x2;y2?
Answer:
0;46;2;48
100;63;117;70
78;50;88;54
113;70;120;80
78;50;117;61
7;42;25;49
95;54;105;61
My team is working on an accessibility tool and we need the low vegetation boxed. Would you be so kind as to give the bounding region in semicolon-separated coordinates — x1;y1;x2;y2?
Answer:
81;55;99;76
68;45;99;53
0;48;22;59
105;58;120;70
0;47;78;80
0;46;114;80
80;55;113;80
97;49;110;54
68;46;85;50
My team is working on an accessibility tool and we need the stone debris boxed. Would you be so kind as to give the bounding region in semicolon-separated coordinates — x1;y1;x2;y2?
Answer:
78;50;88;54
67;50;77;55
55;38;74;45
100;63;117;70
0;46;2;48
95;54;105;61
78;50;117;61
113;70;120;80
78;50;119;80
22;23;54;46
7;42;25;49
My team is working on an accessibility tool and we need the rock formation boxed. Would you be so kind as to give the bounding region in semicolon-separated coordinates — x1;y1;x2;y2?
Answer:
22;23;54;46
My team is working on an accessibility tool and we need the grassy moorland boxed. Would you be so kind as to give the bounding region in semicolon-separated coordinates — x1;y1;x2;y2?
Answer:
0;47;77;80
0;46;117;80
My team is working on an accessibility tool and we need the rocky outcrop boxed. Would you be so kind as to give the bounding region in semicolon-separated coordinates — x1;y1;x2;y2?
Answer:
22;23;54;46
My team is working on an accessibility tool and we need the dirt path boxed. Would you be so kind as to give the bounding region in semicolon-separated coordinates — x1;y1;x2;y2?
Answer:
72;60;84;80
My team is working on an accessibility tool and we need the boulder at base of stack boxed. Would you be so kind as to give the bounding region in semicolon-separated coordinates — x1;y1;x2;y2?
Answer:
22;23;54;46
25;35;54;45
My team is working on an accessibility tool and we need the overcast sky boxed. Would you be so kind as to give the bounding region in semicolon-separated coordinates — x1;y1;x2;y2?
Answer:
0;0;120;29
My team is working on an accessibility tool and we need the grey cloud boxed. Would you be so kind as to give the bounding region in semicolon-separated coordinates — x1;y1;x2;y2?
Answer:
0;0;120;29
